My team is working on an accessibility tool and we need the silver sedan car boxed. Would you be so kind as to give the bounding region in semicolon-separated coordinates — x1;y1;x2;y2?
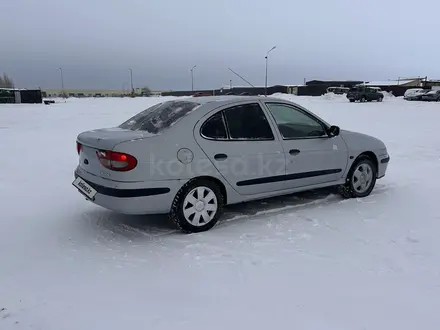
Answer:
73;96;390;232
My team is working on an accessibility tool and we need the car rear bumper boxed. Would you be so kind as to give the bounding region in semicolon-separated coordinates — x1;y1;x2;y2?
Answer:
73;166;186;215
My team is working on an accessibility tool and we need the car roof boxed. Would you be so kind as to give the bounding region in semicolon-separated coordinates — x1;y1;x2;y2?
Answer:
183;95;280;104
167;95;328;125
149;95;331;134
181;95;300;115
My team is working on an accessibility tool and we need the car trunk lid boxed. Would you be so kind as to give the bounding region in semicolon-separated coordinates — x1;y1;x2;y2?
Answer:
76;128;155;179
77;127;154;150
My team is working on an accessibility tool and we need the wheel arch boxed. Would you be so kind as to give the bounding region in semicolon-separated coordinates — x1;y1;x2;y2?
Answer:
183;176;228;204
356;151;378;172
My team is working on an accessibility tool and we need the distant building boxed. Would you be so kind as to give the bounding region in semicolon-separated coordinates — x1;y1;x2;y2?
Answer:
0;88;42;104
425;80;440;88
43;88;162;98
306;80;363;88
362;78;424;87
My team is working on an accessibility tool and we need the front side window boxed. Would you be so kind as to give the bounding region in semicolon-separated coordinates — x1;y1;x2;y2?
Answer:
223;103;274;140
119;100;200;134
201;112;227;139
265;103;326;139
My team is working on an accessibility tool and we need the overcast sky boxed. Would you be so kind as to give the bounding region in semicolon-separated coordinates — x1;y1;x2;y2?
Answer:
1;0;439;91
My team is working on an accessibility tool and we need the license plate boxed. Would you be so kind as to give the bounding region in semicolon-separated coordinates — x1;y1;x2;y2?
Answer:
72;177;97;200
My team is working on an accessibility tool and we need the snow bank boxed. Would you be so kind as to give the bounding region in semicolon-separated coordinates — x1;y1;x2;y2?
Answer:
381;90;396;99
320;92;348;101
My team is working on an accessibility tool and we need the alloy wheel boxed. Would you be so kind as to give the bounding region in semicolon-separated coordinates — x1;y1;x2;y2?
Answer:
351;163;374;194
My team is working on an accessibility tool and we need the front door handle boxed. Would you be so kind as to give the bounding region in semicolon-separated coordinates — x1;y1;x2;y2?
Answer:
214;153;228;161
289;149;300;156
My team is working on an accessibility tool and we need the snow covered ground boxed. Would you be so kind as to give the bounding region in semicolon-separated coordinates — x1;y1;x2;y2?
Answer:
1;94;440;329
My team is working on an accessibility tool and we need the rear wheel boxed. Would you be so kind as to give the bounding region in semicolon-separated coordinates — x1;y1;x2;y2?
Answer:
360;96;367;102
378;96;383;102
169;179;224;233
339;156;377;198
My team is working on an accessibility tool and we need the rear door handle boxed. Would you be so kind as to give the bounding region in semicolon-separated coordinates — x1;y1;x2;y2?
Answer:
214;153;228;161
289;149;300;156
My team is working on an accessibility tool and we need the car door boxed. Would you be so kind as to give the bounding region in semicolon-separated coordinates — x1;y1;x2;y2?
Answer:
262;102;349;189
373;89;381;100
370;88;380;101
194;101;286;196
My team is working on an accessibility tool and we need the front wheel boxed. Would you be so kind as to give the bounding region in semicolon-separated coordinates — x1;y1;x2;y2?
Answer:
339;156;377;198
378;97;383;102
169;179;224;233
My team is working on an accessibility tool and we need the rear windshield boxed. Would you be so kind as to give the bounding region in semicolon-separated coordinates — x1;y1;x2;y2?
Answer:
119;100;200;134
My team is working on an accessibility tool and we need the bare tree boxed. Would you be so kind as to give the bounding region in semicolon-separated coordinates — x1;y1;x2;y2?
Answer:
0;73;14;88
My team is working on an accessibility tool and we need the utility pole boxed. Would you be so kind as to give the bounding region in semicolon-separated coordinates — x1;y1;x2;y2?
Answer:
229;79;232;89
265;46;276;96
129;68;134;96
190;65;196;91
58;67;65;99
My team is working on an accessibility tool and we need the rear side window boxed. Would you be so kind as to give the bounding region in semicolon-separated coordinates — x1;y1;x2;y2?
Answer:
223;103;274;140
201;112;227;139
119;101;200;134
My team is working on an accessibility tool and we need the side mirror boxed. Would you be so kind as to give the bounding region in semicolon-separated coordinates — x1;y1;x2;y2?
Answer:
328;125;340;137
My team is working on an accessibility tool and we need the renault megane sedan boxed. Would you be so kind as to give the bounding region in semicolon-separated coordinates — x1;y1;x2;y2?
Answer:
73;96;390;233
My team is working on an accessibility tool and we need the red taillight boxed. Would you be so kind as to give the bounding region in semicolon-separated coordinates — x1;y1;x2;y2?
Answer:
96;150;137;172
77;142;82;154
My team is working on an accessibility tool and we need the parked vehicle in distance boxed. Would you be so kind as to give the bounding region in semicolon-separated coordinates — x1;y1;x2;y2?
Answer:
193;92;212;97
368;87;383;93
404;88;430;101
221;92;251;96
73;96;390;233
346;86;384;102
421;90;440;102
327;87;350;95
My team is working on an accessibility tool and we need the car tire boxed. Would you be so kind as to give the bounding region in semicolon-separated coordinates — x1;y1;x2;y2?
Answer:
378;97;383;102
360;96;366;102
169;179;224;233
338;155;377;199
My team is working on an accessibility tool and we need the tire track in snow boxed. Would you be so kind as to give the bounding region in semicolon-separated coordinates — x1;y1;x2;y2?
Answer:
84;184;394;244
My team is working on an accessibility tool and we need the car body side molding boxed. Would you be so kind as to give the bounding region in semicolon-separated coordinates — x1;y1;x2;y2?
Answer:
236;169;342;187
